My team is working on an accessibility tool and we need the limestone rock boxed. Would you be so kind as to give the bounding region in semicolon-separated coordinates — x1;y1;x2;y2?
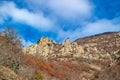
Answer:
60;38;72;54
23;37;55;59
23;37;85;60
23;32;120;61
59;38;84;57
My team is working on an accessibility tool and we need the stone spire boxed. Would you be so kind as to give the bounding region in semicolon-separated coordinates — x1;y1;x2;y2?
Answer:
61;38;72;53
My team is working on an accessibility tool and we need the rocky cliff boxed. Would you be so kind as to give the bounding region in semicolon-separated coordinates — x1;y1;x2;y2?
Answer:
23;32;120;63
23;37;84;61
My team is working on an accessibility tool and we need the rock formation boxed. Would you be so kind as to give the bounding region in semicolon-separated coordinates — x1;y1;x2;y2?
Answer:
23;37;56;60
23;37;85;60
23;32;120;62
59;38;84;56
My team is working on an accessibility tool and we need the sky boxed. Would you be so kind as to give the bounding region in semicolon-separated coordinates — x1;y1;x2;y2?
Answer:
0;0;120;46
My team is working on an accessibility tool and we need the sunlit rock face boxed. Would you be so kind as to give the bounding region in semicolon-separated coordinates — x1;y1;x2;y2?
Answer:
23;37;56;59
60;38;72;54
60;38;84;57
23;37;84;60
23;32;120;62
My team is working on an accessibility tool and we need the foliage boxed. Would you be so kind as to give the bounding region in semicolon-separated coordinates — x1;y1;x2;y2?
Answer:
37;73;44;80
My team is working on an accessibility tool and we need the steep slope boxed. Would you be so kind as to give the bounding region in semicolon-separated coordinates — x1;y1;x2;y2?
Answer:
23;32;120;62
22;32;120;80
75;32;120;62
75;32;120;53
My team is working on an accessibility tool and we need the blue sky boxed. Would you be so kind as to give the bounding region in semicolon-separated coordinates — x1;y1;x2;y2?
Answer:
0;0;120;46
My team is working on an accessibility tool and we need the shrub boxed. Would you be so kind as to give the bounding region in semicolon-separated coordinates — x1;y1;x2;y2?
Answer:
37;73;44;80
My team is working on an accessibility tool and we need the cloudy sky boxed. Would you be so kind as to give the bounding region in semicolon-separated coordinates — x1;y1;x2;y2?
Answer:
0;0;120;46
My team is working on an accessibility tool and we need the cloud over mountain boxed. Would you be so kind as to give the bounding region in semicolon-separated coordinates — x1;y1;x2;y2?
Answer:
0;0;120;45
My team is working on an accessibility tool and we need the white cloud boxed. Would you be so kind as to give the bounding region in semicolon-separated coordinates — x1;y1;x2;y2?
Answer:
0;2;54;30
57;18;120;42
0;1;119;44
82;19;120;36
48;0;93;19
25;0;93;19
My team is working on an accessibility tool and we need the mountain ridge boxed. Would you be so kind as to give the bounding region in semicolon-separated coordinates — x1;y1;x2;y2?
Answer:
22;31;120;79
23;31;120;62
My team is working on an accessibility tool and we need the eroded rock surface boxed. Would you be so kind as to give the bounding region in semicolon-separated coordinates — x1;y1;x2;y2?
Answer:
23;32;120;62
23;37;84;60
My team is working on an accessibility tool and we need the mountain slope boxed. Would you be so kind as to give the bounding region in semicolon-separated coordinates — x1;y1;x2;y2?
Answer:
16;32;119;80
23;32;120;62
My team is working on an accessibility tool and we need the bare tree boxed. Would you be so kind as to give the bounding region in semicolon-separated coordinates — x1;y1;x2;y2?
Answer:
1;27;22;47
0;27;22;73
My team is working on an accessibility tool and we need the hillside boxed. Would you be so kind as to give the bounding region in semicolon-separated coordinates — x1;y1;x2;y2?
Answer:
75;32;120;53
0;32;120;80
22;32;120;80
23;32;120;62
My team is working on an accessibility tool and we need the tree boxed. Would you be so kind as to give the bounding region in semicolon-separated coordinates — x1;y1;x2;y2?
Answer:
1;27;22;47
0;27;22;73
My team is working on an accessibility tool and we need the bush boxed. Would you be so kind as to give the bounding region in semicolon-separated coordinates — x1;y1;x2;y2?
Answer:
37;73;44;80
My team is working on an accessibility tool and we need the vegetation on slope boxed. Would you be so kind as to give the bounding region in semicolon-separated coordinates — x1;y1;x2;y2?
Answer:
0;27;119;80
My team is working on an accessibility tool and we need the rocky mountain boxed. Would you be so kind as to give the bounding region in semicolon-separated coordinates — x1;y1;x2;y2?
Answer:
22;32;120;80
23;37;84;61
0;32;120;80
75;32;120;62
23;32;120;63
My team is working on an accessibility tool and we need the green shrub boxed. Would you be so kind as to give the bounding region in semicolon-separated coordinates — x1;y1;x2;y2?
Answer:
37;73;44;80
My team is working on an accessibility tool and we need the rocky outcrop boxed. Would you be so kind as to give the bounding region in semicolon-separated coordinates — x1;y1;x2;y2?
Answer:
23;37;56;60
23;32;120;62
60;38;72;54
23;37;84;60
60;38;84;57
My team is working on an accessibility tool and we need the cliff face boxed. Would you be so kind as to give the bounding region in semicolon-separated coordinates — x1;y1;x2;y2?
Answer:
23;32;120;62
23;37;84;60
23;37;55;58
